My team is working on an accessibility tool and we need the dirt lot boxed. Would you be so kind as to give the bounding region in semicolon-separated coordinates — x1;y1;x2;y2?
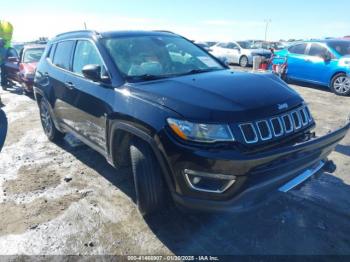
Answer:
0;74;349;256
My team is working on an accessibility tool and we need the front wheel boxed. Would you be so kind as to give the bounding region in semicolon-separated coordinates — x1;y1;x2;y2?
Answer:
331;73;350;96
130;139;165;216
239;56;249;67
39;99;65;142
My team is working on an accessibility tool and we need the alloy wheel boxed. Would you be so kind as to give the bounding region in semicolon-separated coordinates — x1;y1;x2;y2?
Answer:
240;56;248;67
333;76;350;94
40;102;53;136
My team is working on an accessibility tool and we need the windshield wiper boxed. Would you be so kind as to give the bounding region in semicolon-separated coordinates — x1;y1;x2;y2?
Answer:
181;68;222;76
128;74;167;81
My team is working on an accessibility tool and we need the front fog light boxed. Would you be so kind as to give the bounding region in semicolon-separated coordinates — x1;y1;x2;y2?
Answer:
184;169;236;193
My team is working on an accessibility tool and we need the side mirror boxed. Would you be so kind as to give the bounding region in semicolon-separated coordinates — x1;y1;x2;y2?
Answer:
7;56;19;63
82;64;102;82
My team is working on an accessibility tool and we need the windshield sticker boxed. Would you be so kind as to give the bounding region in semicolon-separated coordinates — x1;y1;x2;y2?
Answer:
197;56;219;67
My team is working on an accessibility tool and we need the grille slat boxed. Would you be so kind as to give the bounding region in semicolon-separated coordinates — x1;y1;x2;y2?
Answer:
291;111;302;129
282;114;293;133
238;105;312;145
270;117;283;137
239;123;258;144
256;120;272;140
300;108;308;126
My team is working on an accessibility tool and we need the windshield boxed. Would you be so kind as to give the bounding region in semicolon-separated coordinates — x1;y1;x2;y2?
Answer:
102;35;224;81
23;48;44;63
327;41;350;56
237;41;258;49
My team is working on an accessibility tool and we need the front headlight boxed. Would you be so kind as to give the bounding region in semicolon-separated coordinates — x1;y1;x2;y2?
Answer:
167;118;234;143
339;58;350;67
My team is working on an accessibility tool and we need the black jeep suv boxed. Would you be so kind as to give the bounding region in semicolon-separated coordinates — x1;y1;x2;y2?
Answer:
34;30;349;215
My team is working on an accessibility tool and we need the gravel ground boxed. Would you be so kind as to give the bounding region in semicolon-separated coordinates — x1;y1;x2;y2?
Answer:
0;72;349;256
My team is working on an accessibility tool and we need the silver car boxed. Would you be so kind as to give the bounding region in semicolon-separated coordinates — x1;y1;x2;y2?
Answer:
210;41;271;67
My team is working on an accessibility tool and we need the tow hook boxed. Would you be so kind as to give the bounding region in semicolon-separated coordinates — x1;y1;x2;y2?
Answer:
323;160;336;173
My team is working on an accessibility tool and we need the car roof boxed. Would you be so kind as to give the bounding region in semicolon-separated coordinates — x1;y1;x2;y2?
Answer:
53;30;178;42
23;44;46;50
297;39;350;44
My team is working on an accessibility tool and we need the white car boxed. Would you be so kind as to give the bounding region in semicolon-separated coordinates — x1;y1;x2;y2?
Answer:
210;41;272;67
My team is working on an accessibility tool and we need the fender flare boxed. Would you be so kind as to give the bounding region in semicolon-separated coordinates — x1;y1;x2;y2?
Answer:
108;121;176;193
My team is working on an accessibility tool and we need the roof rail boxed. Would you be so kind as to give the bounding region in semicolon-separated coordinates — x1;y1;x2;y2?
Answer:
153;30;176;34
55;30;99;38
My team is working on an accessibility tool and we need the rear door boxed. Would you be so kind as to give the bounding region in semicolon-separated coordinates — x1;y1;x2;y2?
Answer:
286;43;308;80
49;40;76;125
64;39;111;151
302;43;336;85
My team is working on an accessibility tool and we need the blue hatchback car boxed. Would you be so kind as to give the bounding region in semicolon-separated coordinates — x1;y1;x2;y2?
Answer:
276;39;350;96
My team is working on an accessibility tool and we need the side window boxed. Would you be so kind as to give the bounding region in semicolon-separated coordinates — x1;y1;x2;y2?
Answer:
308;44;329;57
218;43;227;48
48;44;56;62
226;43;238;49
52;41;75;70
288;44;307;55
72;40;105;76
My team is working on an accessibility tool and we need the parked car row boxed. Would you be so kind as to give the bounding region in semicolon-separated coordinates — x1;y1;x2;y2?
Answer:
275;39;350;96
1;44;45;94
210;41;272;67
203;37;350;96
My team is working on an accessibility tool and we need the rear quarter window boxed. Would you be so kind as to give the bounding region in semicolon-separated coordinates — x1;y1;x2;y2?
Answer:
52;41;75;70
47;44;56;62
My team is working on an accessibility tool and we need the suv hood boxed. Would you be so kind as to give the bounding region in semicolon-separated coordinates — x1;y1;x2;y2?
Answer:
130;70;303;122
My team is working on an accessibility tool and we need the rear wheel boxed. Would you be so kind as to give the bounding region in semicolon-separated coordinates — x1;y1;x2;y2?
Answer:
1;80;8;91
331;73;350;96
130;139;165;216
1;70;8;90
39;99;65;142
239;56;249;67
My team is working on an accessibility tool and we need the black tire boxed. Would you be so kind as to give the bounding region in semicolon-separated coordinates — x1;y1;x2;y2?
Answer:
239;55;249;67
130;139;165;216
1;81;8;91
39;99;65;142
331;73;350;96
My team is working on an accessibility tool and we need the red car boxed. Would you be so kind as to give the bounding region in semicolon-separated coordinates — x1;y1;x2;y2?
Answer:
3;45;45;94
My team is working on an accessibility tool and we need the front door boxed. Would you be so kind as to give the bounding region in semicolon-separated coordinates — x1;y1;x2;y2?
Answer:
302;43;336;85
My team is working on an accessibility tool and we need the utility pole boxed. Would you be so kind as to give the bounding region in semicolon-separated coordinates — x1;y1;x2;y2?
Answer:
264;19;271;42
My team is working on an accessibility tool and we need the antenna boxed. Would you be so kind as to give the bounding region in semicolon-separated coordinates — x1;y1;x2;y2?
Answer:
264;19;271;41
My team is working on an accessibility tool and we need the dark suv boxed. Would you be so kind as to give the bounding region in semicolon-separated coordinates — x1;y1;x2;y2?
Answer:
34;30;349;215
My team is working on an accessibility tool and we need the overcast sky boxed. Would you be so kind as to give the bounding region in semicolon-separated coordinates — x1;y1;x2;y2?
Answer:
1;0;350;42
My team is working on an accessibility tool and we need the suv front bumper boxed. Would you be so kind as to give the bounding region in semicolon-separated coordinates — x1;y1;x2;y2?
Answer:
161;120;350;212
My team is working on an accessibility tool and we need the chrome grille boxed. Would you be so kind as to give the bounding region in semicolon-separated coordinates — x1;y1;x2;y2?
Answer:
239;105;313;144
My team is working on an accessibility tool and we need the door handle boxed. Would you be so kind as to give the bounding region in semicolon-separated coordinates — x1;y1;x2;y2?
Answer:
65;82;75;90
